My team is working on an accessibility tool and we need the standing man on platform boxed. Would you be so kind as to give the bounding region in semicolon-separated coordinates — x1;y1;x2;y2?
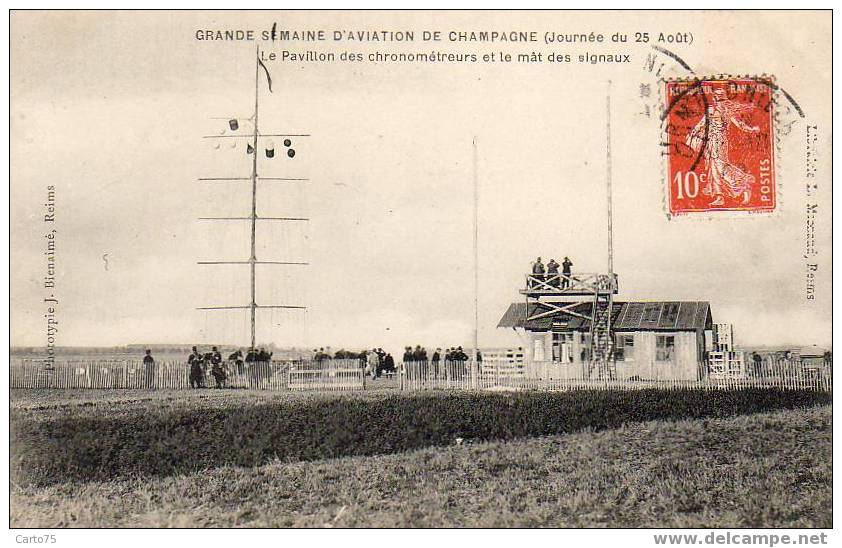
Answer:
561;256;573;289
531;257;545;288
546;258;560;288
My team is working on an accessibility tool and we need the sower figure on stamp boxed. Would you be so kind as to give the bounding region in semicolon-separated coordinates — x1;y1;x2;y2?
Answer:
686;88;760;206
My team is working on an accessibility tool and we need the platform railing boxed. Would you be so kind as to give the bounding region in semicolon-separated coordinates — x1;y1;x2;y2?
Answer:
521;272;618;295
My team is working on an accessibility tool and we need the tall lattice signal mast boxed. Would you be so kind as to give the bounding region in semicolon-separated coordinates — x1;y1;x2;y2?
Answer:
198;45;309;348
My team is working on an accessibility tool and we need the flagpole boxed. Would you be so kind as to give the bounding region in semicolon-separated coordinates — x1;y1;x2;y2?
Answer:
249;45;260;349
472;136;479;389
199;47;308;351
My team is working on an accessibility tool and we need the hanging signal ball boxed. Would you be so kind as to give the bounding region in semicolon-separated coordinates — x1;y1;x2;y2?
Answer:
283;139;292;147
287;149;296;158
229;119;239;131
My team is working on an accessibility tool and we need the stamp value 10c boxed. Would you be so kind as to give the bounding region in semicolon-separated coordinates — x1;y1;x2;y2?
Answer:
664;78;776;215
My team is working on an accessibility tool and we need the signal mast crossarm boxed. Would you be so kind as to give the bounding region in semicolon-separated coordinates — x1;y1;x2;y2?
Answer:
197;44;310;349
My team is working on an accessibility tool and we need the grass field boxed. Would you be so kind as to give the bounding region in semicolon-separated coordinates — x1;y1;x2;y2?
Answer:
10;388;832;528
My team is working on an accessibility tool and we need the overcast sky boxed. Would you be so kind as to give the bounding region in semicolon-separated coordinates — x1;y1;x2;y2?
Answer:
11;11;831;353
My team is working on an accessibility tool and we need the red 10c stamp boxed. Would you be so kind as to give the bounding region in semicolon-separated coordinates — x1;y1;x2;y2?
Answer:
664;78;776;215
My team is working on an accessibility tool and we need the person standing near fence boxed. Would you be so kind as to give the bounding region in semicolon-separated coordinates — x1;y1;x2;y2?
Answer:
211;346;222;366
317;348;330;363
245;348;258;363
188;346;204;388
752;352;763;377
229;349;244;375
143;349;156;388
367;348;379;379
384;353;395;375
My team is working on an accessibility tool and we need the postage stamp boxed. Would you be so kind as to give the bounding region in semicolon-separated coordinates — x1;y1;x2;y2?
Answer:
664;78;776;215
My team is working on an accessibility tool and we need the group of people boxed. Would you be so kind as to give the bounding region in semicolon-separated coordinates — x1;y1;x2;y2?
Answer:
140;341;487;388
402;345;480;364
364;348;396;379
307;345;480;379
531;256;573;289
309;347;397;379
186;345;275;388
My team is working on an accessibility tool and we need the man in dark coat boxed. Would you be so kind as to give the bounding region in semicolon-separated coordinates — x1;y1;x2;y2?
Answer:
546;258;560;288
142;349;156;388
383;353;395;374
752;352;763;376
403;346;413;363
561;256;573;289
455;346;469;362
532;257;545;288
208;346;225;388
228;349;244;375
188;346;204;388
317;347;330;363
431;347;442;377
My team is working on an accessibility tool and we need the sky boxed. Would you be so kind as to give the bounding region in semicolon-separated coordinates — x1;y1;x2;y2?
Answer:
10;11;832;353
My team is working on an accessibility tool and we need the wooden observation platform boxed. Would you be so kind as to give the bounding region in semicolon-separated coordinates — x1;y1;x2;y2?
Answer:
520;271;620;380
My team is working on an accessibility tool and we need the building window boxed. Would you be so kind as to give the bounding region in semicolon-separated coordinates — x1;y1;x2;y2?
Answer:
552;332;574;363
662;303;680;324
644;303;661;322
533;338;545;362
656;335;675;362
615;334;634;361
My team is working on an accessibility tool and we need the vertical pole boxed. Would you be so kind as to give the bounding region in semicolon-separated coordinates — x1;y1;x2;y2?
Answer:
472;136;479;389
605;81;614;376
606;81;614;279
250;45;260;349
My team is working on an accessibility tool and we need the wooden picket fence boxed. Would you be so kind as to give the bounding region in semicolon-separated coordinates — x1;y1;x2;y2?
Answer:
288;359;366;391
9;359;362;391
10;356;831;393
400;357;832;392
